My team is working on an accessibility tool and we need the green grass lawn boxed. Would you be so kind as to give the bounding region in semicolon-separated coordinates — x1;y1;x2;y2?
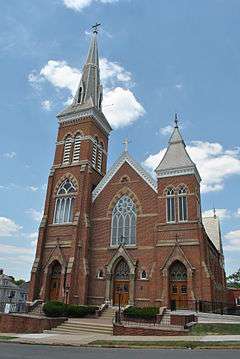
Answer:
90;340;240;349
190;323;240;335
0;336;16;340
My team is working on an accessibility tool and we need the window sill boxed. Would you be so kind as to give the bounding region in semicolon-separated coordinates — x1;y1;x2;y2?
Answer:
109;244;137;249
50;222;75;226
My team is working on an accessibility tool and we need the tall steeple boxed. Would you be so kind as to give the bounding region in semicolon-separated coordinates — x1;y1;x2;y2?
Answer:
155;114;201;182
73;25;102;110
57;24;111;136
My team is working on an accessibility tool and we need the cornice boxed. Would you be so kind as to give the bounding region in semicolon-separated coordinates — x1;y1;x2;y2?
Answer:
57;106;112;136
156;166;201;183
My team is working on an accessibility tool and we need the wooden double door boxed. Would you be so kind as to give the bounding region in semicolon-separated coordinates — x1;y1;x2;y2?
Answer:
113;280;129;306
170;280;188;309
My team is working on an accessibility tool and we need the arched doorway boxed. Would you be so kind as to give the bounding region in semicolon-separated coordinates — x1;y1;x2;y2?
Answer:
113;259;130;306
48;261;62;301
169;261;188;310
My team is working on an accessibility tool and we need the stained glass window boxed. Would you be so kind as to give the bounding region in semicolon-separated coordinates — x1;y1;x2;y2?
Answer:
111;195;136;246
53;179;76;224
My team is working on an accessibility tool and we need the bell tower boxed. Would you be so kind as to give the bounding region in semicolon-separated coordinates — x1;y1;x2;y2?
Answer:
28;26;112;304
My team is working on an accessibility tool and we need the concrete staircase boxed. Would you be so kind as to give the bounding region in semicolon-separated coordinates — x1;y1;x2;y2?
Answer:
160;309;171;325
48;318;113;335
100;307;117;320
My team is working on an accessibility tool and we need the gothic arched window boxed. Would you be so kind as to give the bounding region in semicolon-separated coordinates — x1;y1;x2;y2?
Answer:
53;179;76;224
72;134;81;163
178;186;188;221
111;195;137;246
169;261;187;281
166;188;175;223
62;136;72;164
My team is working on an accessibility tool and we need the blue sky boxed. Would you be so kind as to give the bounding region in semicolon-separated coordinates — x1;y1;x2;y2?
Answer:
0;0;240;280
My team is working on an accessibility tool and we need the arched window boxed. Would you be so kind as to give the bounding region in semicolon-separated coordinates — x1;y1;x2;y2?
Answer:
140;270;147;280
53;179;76;224
114;259;129;280
91;137;98;168
111;195;137;246
166;188;175;223
178;186;188;221
72;134;81;163
169;261;187;281
62;136;72;164
97;142;103;173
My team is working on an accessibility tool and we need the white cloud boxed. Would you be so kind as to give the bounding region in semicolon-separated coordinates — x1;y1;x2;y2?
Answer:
25;208;43;222
175;83;183;90
224;229;240;251
0;217;22;237
27;186;39;192
30;57;145;129
63;0;118;12
2;151;16;159
202;208;230;219
41;99;52;111
235;208;240;217
160;125;173;136
103;87;145;128
40;60;80;95
143;141;240;193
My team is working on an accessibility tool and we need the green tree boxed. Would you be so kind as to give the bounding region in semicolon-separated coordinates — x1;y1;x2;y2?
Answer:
227;268;240;288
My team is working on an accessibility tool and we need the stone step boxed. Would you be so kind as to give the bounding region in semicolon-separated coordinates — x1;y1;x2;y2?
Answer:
49;320;113;335
51;326;112;335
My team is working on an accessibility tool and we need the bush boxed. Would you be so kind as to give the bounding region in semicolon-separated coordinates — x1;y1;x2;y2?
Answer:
42;301;98;318
123;306;159;320
43;301;66;317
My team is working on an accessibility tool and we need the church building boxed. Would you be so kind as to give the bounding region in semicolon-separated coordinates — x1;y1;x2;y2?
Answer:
28;28;226;309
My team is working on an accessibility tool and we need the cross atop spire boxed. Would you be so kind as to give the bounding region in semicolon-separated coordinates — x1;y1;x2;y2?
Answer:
92;22;101;34
122;138;131;152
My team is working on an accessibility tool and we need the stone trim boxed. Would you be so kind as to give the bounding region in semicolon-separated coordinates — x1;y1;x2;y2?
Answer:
157;166;201;183
92;151;157;201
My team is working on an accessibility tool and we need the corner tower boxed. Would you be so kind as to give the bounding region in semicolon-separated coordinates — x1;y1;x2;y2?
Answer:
28;28;112;304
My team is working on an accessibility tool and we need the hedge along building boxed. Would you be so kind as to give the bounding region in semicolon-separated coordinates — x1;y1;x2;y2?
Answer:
28;28;227;309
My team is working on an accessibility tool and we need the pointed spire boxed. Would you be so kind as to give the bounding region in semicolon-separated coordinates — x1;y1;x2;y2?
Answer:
155;114;201;182
72;24;102;110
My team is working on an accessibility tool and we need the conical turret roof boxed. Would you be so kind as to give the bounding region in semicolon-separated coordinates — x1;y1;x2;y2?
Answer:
155;119;201;182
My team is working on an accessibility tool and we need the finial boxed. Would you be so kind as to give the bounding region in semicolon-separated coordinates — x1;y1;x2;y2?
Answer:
122;138;131;152
92;22;101;34
174;113;179;128
213;206;216;219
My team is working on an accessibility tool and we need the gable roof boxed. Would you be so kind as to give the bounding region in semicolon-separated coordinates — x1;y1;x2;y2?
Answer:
92;151;157;201
202;216;223;253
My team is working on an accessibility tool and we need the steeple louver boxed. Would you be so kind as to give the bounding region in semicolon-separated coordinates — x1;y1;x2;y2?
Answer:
155;119;201;182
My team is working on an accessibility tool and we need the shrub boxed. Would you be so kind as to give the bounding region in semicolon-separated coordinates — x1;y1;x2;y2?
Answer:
123;306;159;320
42;301;98;318
43;301;66;317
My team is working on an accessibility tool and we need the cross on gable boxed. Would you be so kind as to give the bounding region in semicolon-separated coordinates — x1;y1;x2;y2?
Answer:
122;138;131;152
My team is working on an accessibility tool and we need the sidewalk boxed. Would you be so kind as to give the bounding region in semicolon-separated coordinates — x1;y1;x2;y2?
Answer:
1;332;240;347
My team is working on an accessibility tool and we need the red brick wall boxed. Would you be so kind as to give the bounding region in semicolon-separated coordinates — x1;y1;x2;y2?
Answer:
113;323;186;336
0;314;66;333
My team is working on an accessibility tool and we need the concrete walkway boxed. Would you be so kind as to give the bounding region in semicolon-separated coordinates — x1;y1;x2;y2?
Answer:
1;332;240;346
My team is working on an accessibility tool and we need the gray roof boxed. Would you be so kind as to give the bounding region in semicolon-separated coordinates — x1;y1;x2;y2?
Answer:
155;125;201;182
202;216;223;253
57;30;112;135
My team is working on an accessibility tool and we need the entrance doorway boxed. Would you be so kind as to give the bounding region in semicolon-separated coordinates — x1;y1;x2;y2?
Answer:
49;261;62;301
113;259;130;306
169;261;188;310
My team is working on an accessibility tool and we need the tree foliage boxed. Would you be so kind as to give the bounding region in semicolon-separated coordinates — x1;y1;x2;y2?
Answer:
227;268;240;288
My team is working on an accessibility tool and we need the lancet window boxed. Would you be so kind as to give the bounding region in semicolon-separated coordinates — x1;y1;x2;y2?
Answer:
72;134;81;162
62;136;72;164
166;188;175;223
178;186;188;221
111;195;137;246
53;179;76;224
